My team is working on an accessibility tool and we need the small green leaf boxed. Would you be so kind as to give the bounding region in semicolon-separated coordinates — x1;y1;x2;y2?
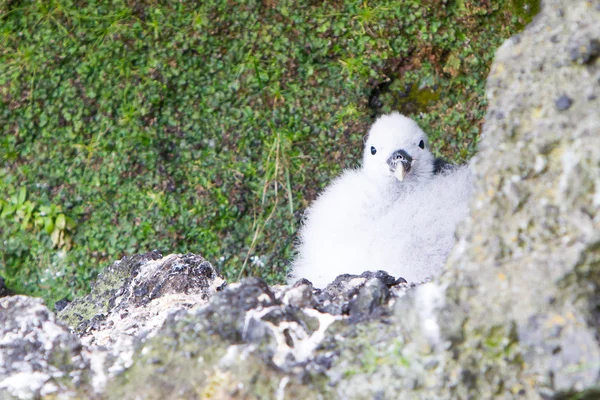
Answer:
65;216;77;230
34;216;44;228
44;217;54;234
55;213;66;230
18;187;26;205
1;205;15;218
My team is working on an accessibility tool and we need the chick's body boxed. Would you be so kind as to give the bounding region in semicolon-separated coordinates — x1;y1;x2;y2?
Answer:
294;170;400;287
368;165;472;283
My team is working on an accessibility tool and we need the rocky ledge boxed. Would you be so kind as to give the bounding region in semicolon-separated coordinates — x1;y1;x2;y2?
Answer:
1;254;420;399
1;0;599;399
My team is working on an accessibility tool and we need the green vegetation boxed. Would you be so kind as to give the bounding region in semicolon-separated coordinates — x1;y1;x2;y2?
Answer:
0;0;536;306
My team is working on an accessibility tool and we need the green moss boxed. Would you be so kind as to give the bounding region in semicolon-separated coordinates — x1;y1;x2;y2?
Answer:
0;0;536;304
509;0;541;28
379;81;441;116
476;322;523;365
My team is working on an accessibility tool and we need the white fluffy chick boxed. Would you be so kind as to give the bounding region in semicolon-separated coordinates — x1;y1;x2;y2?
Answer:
291;112;472;288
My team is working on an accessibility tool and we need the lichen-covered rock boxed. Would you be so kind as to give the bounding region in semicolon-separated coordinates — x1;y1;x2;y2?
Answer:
104;272;413;399
0;266;415;399
1;253;228;399
58;251;226;348
0;296;91;399
439;0;600;397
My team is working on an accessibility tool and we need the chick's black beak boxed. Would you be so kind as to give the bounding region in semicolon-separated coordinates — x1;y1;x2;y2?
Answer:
386;149;414;182
387;149;413;172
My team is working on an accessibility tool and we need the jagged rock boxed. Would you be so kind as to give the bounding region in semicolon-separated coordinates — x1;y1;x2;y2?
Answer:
296;270;412;317
0;252;228;399
0;296;91;399
58;251;226;348
2;253;413;399
53;298;70;312
103;270;412;399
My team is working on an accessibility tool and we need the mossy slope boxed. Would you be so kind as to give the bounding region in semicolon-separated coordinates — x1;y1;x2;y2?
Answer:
0;0;535;304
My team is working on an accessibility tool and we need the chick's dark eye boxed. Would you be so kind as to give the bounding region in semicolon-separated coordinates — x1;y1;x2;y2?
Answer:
418;140;425;149
370;146;377;155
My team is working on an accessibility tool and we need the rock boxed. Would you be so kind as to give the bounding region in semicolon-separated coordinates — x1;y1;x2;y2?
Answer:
101;271;409;398
53;297;70;312
0;296;91;399
1;254;414;399
58;251;226;348
555;94;573;110
348;278;390;321
1;252;229;399
440;0;600;397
